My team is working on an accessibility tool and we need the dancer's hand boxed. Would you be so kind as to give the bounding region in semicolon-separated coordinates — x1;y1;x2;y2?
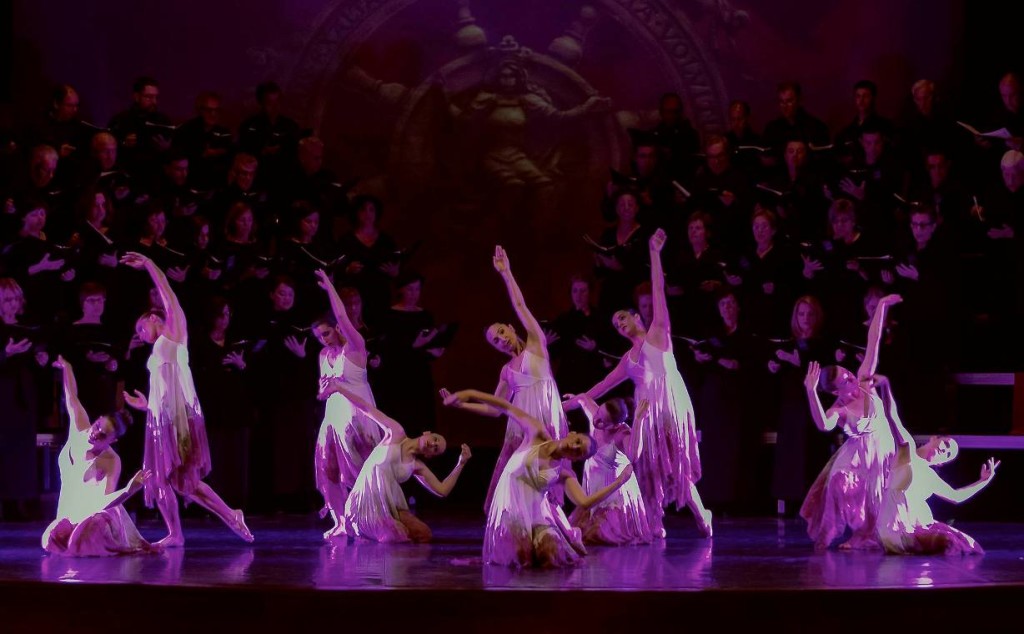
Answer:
633;399;650;424
561;394;582;411
617;464;634;482
804;361;821;392
318;376;341;399
52;354;69;371
129;469;152;493
458;444;472;464
120;252;150;269
439;388;461;407
123;389;148;411
981;457;1001;481
314;268;332;291
879;294;903;308
492;245;510;275
649;228;667;252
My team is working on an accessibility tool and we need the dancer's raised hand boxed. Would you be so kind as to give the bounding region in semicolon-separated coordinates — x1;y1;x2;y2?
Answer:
981;457;1001;481
492;245;510;275
649;228;667;252
804;361;821;392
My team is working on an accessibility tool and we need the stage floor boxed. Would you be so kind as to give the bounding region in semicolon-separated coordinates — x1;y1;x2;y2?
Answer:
3;512;1024;631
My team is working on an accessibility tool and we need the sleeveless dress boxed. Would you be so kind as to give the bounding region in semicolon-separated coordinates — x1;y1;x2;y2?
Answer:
800;392;897;548
314;350;383;516
484;350;568;514
143;334;210;506
624;341;701;528
343;442;417;542
570;439;652;545
877;450;983;555
42;437;147;556
485;441;586;567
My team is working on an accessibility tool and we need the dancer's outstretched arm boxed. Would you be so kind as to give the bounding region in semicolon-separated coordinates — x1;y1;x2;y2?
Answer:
331;383;406;440
412;444;472;498
624;400;647;462
100;469;151;510
121;252;187;343
53;356;89;434
493;245;547;358
876;377;915;447
859;294;901;381
646;228;672;351
443;388;548;440
928;458;1000;504
439;380;510;418
563;357;629;410
575;394;600;433
562;465;633;509
315;269;366;364
804;362;840;432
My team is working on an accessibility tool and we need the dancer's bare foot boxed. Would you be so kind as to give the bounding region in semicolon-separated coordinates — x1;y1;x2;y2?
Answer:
323;524;346;541
838;533;879;550
230;509;254;543
696;510;712;540
141;540;165;554
154;534;185;548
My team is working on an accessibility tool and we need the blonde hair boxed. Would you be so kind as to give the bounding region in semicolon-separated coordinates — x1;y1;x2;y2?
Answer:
790;295;824;339
0;278;26;315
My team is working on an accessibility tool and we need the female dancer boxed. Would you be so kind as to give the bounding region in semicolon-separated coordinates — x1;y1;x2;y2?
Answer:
565;229;712;538
800;293;902;550
312;268;382;540
121;252;253;547
321;383;470;542
43;356;156;556
877;389;999;555
468;246;567;513
568;395;652;545
443;389;632;567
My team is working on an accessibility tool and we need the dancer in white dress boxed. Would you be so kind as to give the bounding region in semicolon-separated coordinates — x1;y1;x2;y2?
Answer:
460;246;567;514
568;395;653;545
443;389;632;567
800;294;902;550
876;386;999;555
121;252;252;547
564;229;711;538
321;383;471;542
311;269;383;540
42;356;156;556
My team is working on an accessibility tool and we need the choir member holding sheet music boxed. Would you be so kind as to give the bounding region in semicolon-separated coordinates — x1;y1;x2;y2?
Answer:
107;77;175;181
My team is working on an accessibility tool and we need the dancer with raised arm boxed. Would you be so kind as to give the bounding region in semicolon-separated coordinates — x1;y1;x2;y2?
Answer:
121;252;253;547
469;246;567;514
320;383;470;542
42;356;156;556
312;268;383;540
568;395;653;545
877;388;999;555
800;294;902;550
443;389;632;567
564;228;712;538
